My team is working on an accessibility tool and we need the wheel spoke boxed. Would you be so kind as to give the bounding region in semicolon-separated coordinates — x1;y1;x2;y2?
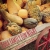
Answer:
35;27;50;50
42;36;47;41
46;43;49;50
38;41;47;47
49;49;50;50
42;43;47;50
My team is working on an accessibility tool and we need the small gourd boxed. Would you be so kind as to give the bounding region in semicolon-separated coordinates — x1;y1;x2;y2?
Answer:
1;31;12;40
0;9;23;25
42;8;50;23
24;18;38;28
6;22;22;35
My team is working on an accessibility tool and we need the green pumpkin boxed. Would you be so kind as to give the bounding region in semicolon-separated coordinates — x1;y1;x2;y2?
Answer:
24;18;38;28
6;22;22;35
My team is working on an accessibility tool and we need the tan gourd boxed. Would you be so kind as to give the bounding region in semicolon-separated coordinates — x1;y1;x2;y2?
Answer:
7;0;21;14
0;9;23;25
18;9;28;18
1;31;12;40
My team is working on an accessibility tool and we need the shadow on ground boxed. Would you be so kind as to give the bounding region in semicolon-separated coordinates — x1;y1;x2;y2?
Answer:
19;41;36;50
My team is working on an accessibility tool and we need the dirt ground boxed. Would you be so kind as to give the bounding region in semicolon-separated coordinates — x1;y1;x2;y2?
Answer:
19;41;36;50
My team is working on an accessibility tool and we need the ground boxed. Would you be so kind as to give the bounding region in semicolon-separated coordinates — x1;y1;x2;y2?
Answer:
19;41;36;50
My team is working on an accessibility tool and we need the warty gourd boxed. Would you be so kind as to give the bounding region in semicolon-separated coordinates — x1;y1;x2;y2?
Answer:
25;0;42;22
6;22;22;35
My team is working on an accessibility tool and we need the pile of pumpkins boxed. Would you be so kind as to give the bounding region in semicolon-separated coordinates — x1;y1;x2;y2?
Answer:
0;0;50;41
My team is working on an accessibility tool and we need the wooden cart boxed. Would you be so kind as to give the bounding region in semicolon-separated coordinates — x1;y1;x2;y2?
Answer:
0;23;50;50
35;25;50;50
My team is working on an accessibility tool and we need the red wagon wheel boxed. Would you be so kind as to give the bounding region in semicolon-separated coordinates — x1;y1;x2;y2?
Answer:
35;26;50;50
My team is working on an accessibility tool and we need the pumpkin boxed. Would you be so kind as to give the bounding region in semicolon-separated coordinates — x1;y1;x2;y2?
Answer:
24;18;38;28
6;22;22;35
25;0;42;22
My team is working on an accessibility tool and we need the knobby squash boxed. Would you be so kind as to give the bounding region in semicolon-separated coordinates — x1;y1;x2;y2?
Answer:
7;22;22;35
25;0;42;22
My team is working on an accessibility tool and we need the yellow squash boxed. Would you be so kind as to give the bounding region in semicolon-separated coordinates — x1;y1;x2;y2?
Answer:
7;0;21;14
0;9;23;25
